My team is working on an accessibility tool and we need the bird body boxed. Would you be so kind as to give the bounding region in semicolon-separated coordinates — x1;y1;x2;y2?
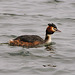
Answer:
9;23;61;48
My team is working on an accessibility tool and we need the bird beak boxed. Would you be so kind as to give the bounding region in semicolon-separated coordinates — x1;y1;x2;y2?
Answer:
56;29;61;32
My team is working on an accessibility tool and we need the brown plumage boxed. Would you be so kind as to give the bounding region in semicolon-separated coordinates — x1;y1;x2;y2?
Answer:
9;35;44;47
9;23;61;48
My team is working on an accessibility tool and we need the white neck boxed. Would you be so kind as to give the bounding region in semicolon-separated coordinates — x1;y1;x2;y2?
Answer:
45;34;51;44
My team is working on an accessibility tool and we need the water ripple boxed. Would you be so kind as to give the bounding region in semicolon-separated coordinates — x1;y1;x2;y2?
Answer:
0;13;26;16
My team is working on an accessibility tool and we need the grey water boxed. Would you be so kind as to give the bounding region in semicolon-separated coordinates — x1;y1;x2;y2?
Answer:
0;0;75;75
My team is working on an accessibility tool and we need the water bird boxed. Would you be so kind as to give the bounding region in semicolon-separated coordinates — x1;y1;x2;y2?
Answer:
9;23;61;48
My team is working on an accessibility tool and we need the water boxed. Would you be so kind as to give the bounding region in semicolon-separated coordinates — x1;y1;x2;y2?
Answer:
0;0;75;75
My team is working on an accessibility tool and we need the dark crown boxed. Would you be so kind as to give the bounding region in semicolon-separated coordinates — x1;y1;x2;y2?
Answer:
48;23;57;28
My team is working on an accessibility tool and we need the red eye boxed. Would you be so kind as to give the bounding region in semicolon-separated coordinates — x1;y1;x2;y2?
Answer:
54;28;56;30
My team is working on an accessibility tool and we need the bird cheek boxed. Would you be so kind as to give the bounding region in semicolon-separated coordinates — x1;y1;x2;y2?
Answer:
51;27;56;32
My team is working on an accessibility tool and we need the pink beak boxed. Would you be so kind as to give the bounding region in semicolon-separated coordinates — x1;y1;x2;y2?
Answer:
56;29;61;32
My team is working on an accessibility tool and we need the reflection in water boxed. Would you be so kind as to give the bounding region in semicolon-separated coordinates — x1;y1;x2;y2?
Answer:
8;51;30;56
8;48;31;56
45;46;54;51
45;42;56;51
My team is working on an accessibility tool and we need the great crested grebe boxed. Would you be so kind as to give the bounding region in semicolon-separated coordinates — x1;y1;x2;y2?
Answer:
9;23;61;47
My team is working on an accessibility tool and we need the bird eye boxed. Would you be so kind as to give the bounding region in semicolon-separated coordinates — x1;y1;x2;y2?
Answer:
54;28;57;30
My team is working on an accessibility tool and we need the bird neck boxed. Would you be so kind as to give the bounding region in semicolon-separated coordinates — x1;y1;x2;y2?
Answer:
45;34;51;44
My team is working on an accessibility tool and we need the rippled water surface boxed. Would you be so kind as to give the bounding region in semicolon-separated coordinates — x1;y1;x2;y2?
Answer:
0;0;75;75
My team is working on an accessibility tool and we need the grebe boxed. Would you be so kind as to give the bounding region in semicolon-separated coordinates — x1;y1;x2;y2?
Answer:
9;23;61;47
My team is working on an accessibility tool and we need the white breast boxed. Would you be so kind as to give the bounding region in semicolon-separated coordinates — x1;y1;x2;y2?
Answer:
45;34;51;44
